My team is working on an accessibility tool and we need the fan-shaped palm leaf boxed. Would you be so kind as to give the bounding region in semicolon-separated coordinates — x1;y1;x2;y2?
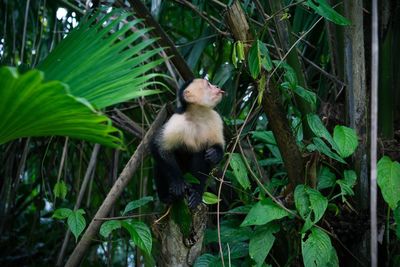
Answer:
0;67;122;147
38;9;167;109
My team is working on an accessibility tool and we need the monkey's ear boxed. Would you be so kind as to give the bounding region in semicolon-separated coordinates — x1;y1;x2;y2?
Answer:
183;89;195;102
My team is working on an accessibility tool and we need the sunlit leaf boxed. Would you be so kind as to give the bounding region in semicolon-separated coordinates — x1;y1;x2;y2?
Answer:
202;192;220;205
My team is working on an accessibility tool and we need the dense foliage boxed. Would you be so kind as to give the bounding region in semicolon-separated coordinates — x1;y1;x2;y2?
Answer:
1;0;399;266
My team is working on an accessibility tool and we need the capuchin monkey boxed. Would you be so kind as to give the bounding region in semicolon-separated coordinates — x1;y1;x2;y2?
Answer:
151;79;225;208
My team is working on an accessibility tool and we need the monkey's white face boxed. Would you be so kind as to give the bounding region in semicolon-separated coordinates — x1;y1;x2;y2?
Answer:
183;79;225;108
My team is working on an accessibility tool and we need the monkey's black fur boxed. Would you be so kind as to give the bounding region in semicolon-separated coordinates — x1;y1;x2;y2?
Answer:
150;81;224;208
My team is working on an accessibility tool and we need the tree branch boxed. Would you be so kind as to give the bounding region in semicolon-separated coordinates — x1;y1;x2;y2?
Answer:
64;106;167;267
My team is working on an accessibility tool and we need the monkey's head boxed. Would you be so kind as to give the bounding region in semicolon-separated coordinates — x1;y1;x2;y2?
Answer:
177;79;224;113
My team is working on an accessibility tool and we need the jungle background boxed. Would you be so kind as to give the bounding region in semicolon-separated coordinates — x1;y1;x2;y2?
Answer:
0;0;399;266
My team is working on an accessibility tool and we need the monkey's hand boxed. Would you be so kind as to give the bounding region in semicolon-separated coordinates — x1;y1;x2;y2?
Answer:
187;188;202;209
205;146;223;164
169;179;186;199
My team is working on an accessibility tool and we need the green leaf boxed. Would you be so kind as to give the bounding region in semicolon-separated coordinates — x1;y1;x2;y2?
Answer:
38;9;166;109
302;227;338;267
333;126;358;158
53;181;68;199
171;200;192;237
248;39;261;79
377;156;400;209
305;0;350;26
259;41;273;72
100;220;122;238
257;75;266;105
202;192;220;205
232;42;238;68
336;170;357;201
295;185;328;232
241;198;289;227
194;254;219;267
236;41;245;61
183;173;200;184
294;86;316;110
121;221;152;255
53;208;73;219
68;210;86;241
310;138;346;164
317;166;336;190
307;114;339;153
230;153;251;190
123;196;154;215
249;224;279;267
0;67;122;147
252;131;277;145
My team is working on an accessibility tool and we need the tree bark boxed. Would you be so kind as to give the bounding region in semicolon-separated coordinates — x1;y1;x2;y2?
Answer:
64;107;167;267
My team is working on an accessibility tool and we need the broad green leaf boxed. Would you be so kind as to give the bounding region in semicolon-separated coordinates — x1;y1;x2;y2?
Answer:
249;224;279;267
121;221;152;255
171;200;191;237
317;166;336;190
202;192;220;205
294;86;316;110
305;0;350;26
248;39;261;79
306;114;339;153
241;198;289;226
257;75;266;105
236;41;245;61
295;185;328;231
259;41;273;72
377;156;400;209
252;131;277;145
223;242;249;259
38;9;166;109
100;220;122;238
68;210;86;241
0;67;122;147
336;170;357;201
311;138;346;164
183;173;200;184
230;153;250;190
194;254;218;267
53;208;73;219
273;61;297;89
53;181;68;199
394;204;400;239
302;227;338;267
333;126;358;158
206;225;252;244
123;196;154;215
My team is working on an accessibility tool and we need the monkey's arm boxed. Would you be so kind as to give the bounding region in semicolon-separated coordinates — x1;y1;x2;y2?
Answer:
150;140;186;198
205;144;224;165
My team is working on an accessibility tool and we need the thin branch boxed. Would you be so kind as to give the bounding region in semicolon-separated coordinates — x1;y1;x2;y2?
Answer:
20;0;30;63
65;106;167;267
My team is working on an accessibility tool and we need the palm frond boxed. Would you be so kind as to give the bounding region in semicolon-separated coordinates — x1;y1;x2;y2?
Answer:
38;9;168;109
0;67;122;147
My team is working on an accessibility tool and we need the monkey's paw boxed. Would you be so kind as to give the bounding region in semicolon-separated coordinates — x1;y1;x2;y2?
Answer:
169;180;186;198
188;190;202;209
205;147;222;164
